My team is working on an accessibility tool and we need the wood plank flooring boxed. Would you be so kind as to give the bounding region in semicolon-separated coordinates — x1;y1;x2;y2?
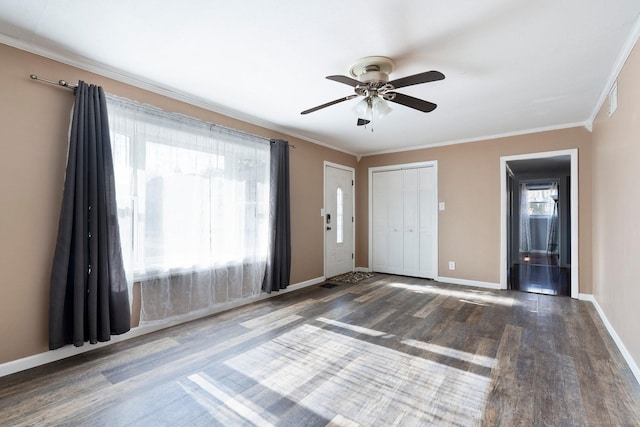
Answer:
1;274;640;426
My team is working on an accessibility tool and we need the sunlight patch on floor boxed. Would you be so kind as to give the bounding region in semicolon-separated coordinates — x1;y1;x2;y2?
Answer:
400;338;496;369
316;317;389;337
317;316;495;370
221;324;491;425
388;282;519;307
179;374;276;426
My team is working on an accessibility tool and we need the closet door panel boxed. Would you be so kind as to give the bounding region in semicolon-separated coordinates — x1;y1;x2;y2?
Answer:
403;169;419;276
419;167;437;278
372;172;389;271
387;170;404;273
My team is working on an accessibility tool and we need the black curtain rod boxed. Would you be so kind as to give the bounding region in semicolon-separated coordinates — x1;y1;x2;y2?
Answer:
30;74;296;148
30;74;77;90
271;140;297;148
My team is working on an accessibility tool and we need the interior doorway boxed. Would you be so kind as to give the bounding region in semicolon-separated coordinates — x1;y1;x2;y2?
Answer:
510;176;570;295
500;150;579;298
324;162;355;279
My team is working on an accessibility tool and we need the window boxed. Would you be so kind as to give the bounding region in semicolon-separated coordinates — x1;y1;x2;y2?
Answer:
336;187;344;244
526;187;556;216
107;96;270;280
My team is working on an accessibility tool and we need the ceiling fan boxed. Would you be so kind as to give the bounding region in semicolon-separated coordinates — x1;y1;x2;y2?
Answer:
301;56;445;126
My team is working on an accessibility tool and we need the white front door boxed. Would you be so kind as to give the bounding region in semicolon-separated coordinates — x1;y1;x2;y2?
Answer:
325;163;354;278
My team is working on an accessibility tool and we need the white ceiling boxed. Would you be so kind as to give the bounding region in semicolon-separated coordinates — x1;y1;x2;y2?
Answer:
1;1;639;155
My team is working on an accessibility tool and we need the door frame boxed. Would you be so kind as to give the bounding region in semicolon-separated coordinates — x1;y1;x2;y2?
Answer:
323;161;356;278
368;160;439;278
499;149;579;298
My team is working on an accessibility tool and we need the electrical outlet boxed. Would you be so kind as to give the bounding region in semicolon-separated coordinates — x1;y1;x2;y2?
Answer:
448;261;456;270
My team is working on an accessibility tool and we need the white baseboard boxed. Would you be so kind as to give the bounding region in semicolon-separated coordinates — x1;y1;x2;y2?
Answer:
578;293;595;302
0;276;325;378
355;267;371;273
284;276;326;291
580;294;640;385
436;276;502;290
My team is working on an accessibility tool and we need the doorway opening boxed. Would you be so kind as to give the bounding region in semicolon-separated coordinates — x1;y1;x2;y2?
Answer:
500;150;578;298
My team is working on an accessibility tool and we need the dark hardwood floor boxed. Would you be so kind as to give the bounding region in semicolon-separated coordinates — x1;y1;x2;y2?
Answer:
1;274;639;426
510;253;571;296
510;263;571;296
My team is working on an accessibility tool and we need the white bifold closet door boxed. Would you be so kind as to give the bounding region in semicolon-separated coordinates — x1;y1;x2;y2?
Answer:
372;166;436;278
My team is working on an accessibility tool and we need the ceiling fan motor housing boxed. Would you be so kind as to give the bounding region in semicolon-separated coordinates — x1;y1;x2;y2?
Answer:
350;56;396;85
358;69;389;85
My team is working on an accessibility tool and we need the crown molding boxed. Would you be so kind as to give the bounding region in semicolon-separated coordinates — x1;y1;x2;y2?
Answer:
360;121;587;157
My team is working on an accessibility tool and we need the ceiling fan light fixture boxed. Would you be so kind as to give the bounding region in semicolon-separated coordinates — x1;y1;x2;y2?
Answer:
371;96;392;119
353;95;391;124
352;97;369;118
354;97;374;123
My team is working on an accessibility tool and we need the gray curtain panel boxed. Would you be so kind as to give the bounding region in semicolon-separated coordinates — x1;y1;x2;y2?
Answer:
262;139;291;293
49;81;130;350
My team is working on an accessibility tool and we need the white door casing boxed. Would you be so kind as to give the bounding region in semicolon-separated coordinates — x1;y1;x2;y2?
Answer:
324;162;354;278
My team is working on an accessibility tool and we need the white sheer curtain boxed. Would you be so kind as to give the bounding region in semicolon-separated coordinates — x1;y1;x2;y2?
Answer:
107;95;270;324
546;182;559;253
519;183;531;253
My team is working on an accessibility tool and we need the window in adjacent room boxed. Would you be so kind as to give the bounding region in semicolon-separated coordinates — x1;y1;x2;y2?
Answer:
525;187;556;216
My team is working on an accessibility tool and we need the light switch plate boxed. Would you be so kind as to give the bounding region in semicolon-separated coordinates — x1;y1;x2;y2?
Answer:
439;202;445;211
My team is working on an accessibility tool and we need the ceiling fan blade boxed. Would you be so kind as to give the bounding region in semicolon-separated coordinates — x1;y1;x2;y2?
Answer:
387;92;437;112
301;95;358;115
387;70;445;89
357;118;371;126
326;75;362;87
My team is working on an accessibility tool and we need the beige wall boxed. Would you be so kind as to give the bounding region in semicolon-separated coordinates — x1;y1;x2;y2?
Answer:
592;42;640;367
0;43;356;364
356;127;593;290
